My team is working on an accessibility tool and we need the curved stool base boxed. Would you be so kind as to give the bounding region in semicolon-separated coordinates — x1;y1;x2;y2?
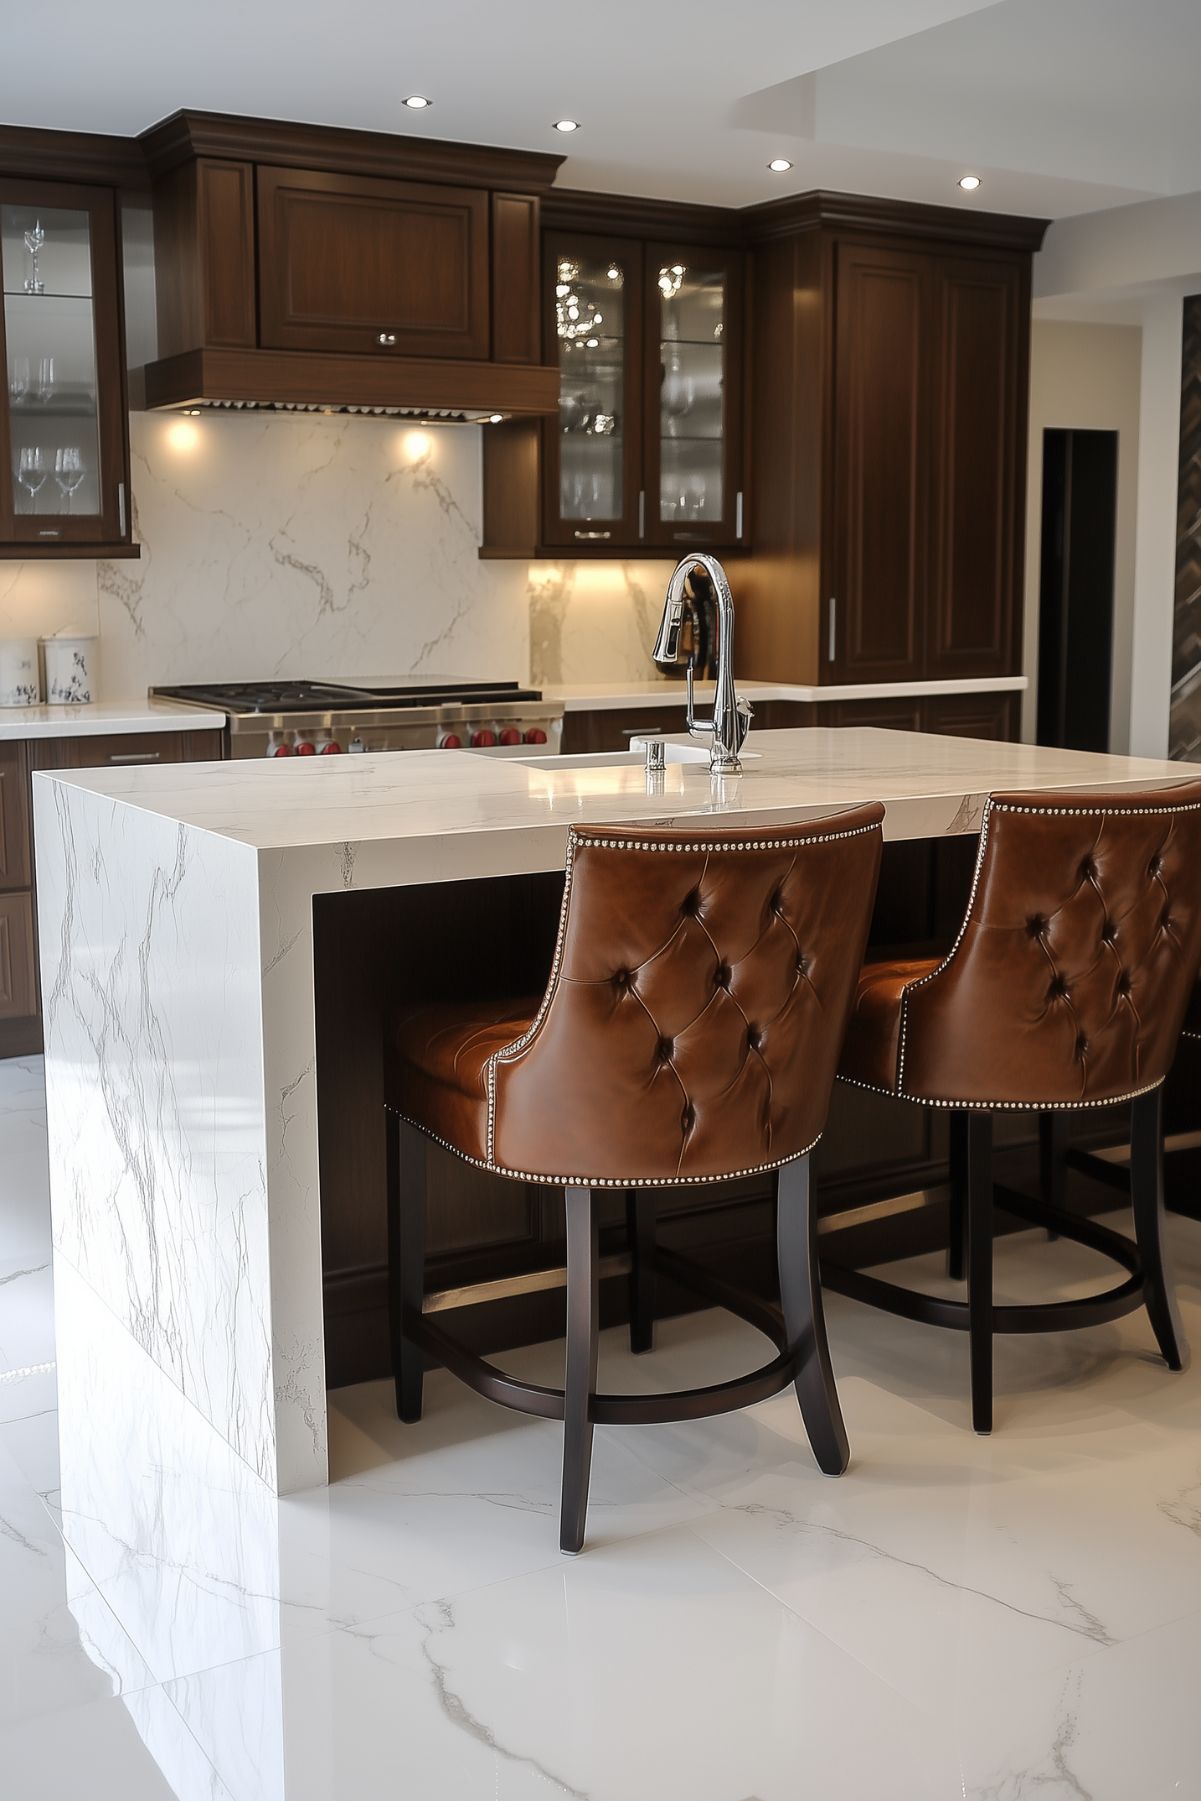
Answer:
408;1247;801;1430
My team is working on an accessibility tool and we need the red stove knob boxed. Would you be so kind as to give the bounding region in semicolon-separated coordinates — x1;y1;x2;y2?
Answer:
270;742;293;758
318;740;343;754
523;727;548;745
439;732;463;749
471;728;497;748
294;740;316;756
498;726;522;746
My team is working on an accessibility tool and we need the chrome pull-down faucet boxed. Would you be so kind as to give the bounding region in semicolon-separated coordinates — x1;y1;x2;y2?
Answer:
652;553;751;774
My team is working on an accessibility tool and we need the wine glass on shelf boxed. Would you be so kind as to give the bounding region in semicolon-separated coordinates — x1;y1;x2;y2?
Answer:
23;219;46;294
35;356;55;405
8;356;30;407
16;446;47;512
55;447;85;511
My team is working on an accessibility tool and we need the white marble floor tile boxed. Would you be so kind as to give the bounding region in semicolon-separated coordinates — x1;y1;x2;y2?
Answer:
165;1528;964;1801
0;1686;236;1801
0;1438;158;1727
950;1608;1201;1801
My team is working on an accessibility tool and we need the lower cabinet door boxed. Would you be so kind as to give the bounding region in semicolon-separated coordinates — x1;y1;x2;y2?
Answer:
0;891;35;1021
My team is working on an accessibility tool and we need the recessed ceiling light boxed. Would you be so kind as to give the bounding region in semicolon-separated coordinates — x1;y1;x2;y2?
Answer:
768;158;792;173
958;174;981;191
402;95;432;110
488;413;504;424
553;119;580;133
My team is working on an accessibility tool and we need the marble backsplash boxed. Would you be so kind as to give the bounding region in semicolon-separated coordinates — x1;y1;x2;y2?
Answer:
0;411;674;697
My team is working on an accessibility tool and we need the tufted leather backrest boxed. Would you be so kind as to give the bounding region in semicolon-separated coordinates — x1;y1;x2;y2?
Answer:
902;782;1201;1108
490;807;884;1184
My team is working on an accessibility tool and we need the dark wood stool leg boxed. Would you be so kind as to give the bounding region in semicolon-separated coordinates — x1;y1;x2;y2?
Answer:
626;1188;656;1354
778;1155;850;1475
1131;1086;1188;1372
966;1110;994;1434
947;1110;968;1280
1039;1111;1068;1241
561;1185;600;1554
386;1111;427;1424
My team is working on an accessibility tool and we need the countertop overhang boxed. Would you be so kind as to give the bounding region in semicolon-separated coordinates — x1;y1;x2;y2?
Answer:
0;698;227;741
33;725;1197;860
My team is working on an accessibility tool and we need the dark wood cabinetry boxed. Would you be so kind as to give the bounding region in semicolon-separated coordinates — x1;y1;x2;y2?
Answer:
736;195;1042;690
0;726;222;1056
0;175;136;559
562;690;1019;755
483;197;748;558
257;167;490;359
139;114;562;417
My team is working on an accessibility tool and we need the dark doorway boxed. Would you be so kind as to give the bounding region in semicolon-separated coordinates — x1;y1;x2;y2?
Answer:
1037;428;1118;751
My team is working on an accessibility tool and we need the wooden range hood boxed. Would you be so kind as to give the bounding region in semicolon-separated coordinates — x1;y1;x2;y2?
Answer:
133;112;563;421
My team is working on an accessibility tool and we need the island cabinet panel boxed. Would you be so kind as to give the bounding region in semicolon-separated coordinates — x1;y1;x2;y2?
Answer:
829;246;929;683
926;258;1025;678
923;690;1019;741
256;166;490;359
0;742;30;889
0;892;35;1022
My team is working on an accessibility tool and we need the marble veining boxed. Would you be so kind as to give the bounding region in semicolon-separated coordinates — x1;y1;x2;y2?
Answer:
3;1058;1201;1799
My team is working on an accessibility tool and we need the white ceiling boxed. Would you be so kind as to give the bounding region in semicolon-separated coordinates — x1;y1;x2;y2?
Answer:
2;0;1200;220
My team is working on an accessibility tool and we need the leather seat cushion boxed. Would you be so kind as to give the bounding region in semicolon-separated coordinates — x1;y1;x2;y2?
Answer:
839;956;942;1093
388;996;538;1163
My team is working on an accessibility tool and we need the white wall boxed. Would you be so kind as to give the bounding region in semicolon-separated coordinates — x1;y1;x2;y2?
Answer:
1022;319;1142;748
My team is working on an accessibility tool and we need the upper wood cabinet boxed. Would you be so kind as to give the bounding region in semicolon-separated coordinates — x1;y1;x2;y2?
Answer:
256;167;490;359
0;176;135;558
483;214;748;558
735;195;1042;688
829;245;929;684
138;114;563;409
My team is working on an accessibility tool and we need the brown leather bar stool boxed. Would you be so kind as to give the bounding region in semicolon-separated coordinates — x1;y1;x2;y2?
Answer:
833;782;1201;1433
384;808;883;1552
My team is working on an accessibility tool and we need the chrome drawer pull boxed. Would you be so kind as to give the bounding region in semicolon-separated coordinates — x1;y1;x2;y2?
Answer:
573;529;611;540
107;750;161;763
377;331;397;346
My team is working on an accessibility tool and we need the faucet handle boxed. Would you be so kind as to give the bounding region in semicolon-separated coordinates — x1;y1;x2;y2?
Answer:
735;696;753;751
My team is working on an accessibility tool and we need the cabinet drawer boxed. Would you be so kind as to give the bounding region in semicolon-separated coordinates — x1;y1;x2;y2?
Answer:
922;692;1019;741
0;742;30;890
0;891;36;1020
257;166;490;358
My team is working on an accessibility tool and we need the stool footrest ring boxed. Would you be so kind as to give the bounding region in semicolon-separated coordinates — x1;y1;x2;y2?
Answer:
824;1185;1149;1336
408;1242;800;1428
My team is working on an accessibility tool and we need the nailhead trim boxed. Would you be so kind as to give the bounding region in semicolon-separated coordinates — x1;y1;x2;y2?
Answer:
869;787;1200;1108
836;1072;1165;1112
573;820;880;854
385;1103;822;1187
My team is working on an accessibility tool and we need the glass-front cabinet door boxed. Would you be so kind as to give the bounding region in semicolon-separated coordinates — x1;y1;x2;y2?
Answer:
0;181;127;550
643;243;743;549
542;234;644;549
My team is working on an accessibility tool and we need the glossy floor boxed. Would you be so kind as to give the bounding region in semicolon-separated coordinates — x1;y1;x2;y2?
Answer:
3;1055;1200;1800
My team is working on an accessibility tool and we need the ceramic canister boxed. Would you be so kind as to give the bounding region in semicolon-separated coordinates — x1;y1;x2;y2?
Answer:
0;637;41;707
41;634;99;705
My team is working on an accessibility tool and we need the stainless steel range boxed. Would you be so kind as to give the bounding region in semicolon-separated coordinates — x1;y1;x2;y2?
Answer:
150;678;564;760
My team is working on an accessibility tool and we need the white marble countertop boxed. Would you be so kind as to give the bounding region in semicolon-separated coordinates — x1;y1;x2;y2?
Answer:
541;675;1029;711
37;725;1193;858
0;698;227;740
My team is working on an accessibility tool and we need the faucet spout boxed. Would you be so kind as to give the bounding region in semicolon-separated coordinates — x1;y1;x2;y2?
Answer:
653;555;749;774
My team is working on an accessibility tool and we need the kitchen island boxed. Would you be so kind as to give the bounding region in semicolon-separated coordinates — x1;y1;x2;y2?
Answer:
32;727;1197;1494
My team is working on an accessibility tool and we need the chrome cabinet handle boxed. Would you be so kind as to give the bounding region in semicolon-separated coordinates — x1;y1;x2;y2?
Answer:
573;529;611;540
37;528;61;538
107;750;161;764
638;490;645;538
377;331;397;346
827;597;837;664
735;489;744;538
118;481;127;536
